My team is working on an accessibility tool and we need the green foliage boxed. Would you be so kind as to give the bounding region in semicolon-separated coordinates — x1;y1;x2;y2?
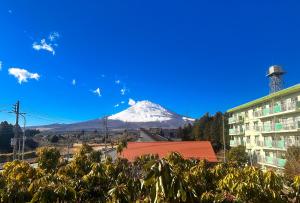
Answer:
226;145;249;166
285;146;300;179
36;147;60;173
0;146;299;202
0;121;15;153
116;138;128;155
180;112;229;152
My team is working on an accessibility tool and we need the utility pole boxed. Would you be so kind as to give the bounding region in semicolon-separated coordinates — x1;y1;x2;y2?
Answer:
11;101;26;160
103;116;108;158
12;101;20;160
67;133;70;161
125;121;128;140
222;114;226;163
20;114;26;160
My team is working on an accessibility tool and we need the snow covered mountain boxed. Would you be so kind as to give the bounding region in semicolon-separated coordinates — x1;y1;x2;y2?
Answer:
109;100;190;122
31;100;195;131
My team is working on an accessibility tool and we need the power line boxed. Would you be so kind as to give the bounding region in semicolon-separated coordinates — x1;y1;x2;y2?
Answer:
26;112;77;124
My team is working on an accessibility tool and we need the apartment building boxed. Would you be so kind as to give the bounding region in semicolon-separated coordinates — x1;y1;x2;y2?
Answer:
227;84;300;170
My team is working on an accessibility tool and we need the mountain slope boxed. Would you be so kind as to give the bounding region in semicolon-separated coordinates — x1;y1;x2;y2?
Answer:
109;100;185;122
31;100;194;131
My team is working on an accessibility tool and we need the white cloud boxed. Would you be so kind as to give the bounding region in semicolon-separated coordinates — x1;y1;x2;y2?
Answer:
0;61;2;71
33;32;60;55
72;79;76;85
114;104;120;108
120;86;129;95
93;88;101;97
8;67;40;84
33;39;55;55
121;101;125;104
128;98;136;106
115;80;121;84
48;32;60;41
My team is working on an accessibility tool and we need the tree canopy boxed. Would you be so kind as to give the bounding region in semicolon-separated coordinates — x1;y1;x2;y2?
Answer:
179;112;229;152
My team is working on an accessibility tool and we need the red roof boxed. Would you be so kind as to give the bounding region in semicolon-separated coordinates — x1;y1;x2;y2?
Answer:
120;141;218;162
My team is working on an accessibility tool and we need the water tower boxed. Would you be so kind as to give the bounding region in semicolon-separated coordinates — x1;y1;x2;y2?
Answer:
266;65;286;94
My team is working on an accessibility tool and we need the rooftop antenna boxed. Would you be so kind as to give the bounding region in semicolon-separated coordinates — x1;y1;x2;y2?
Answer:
266;65;286;94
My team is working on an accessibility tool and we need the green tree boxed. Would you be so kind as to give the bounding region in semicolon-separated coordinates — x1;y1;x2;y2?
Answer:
0;121;15;153
36;147;60;173
226;145;249;166
285;146;300;179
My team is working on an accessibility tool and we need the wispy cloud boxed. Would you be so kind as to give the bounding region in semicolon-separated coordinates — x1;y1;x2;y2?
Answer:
121;101;125;104
128;98;136;106
72;79;76;86
48;32;60;41
8;67;40;84
114;104;120;108
93;88;101;97
115;80;121;84
8;10;12;14
120;88;125;95
0;61;2;71
33;39;56;55
33;32;60;55
120;86;129;95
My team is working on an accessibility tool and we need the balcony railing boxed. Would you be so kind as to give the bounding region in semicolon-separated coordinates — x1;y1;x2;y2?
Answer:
261;121;300;133
229;116;244;124
228;117;235;124
257;156;287;168
230;139;245;147
263;140;286;149
254;101;300;118
229;128;245;135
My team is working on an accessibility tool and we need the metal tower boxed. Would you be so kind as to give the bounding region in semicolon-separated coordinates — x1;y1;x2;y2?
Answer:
266;65;286;94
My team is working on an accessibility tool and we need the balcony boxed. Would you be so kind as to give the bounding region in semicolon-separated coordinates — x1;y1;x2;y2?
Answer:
230;139;245;147
228;117;235;124
263;140;286;149
229;116;244;124
265;156;274;165
229;128;245;135
261;121;300;134
263;108;270;116
255;101;300;118
258;156;287;168
273;104;282;113
277;158;287;168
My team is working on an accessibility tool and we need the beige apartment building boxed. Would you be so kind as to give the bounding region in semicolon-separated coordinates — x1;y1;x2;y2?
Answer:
227;84;300;170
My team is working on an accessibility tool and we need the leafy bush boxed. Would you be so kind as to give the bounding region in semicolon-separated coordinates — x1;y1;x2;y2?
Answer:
0;145;299;202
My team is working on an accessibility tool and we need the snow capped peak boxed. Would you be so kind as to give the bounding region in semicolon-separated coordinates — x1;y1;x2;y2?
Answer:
108;100;192;123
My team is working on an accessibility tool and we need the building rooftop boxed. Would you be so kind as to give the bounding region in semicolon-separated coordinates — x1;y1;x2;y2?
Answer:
120;141;218;162
227;83;300;113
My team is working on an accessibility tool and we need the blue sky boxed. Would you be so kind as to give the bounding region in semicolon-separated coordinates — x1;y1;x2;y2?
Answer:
0;0;300;125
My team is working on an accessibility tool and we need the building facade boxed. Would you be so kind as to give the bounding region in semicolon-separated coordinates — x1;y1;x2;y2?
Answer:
227;84;300;170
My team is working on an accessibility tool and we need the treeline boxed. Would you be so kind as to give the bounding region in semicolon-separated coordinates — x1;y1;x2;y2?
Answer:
179;112;229;152
0;121;40;153
0;145;299;202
